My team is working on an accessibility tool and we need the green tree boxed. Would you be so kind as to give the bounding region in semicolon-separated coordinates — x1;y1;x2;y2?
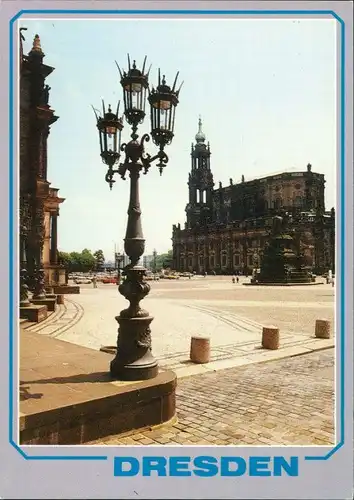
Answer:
69;251;83;272
58;249;96;272
58;251;71;268
154;250;173;271
80;248;96;272
93;249;105;271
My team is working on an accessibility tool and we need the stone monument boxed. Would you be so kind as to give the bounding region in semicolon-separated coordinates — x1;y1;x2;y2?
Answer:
254;214;312;285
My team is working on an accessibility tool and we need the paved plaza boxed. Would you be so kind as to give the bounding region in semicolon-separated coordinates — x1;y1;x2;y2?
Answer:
88;349;335;446
23;276;336;446
28;276;335;376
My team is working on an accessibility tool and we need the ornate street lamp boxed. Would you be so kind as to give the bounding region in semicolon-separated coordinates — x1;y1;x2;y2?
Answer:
93;55;182;381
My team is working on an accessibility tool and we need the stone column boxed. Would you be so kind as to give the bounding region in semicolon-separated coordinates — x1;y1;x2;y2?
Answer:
50;212;58;264
19;196;31;306
32;200;46;299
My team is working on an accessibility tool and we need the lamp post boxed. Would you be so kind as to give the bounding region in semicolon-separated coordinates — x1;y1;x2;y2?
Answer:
152;248;157;277
93;56;182;381
115;251;123;283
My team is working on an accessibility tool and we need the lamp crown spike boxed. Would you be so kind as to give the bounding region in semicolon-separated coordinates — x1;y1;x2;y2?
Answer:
142;55;147;74
91;104;99;121
176;80;184;95
172;71;179;91
115;60;123;78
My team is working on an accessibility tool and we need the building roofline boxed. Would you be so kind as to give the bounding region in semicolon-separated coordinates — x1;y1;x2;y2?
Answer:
217;168;325;189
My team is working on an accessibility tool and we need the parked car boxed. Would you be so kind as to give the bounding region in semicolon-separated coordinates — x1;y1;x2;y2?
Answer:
145;274;160;281
74;278;92;284
102;277;118;284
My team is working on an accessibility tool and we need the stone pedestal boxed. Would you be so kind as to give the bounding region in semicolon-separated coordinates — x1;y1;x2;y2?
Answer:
53;285;80;295
315;319;331;339
20;305;48;323
56;294;64;305
20;330;177;445
44;286;56;299
31;297;57;312
261;326;280;350
190;336;211;363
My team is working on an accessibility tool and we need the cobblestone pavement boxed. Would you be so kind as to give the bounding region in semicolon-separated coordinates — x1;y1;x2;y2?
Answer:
88;349;335;446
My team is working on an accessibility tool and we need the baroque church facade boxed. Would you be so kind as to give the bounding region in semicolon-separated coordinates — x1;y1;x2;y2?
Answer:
172;119;335;275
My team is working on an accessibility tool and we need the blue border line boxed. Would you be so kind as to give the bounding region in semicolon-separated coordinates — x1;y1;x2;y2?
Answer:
9;9;345;461
304;17;346;462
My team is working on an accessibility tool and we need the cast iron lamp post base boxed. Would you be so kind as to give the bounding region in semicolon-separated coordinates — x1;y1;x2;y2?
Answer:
109;264;159;381
110;334;159;381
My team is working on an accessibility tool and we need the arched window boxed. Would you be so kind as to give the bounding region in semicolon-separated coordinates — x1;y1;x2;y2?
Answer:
233;254;240;266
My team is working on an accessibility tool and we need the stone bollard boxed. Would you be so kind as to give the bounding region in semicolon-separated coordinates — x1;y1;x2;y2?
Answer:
190;336;211;364
261;326;280;350
315;319;331;339
56;294;64;305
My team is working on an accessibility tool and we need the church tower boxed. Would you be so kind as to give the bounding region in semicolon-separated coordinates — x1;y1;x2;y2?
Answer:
185;117;214;228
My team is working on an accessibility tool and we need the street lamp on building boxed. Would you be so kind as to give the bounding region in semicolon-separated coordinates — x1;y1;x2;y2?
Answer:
93;55;182;381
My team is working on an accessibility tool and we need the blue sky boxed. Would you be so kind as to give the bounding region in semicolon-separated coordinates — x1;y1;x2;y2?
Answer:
19;18;337;260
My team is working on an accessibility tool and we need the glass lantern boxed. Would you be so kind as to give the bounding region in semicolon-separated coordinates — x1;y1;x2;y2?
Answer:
94;101;123;167
148;70;182;148
117;56;150;127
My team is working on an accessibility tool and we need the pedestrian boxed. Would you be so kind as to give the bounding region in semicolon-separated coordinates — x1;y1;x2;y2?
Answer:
236;276;239;283
92;275;97;288
332;277;335;288
328;269;332;283
232;275;235;284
